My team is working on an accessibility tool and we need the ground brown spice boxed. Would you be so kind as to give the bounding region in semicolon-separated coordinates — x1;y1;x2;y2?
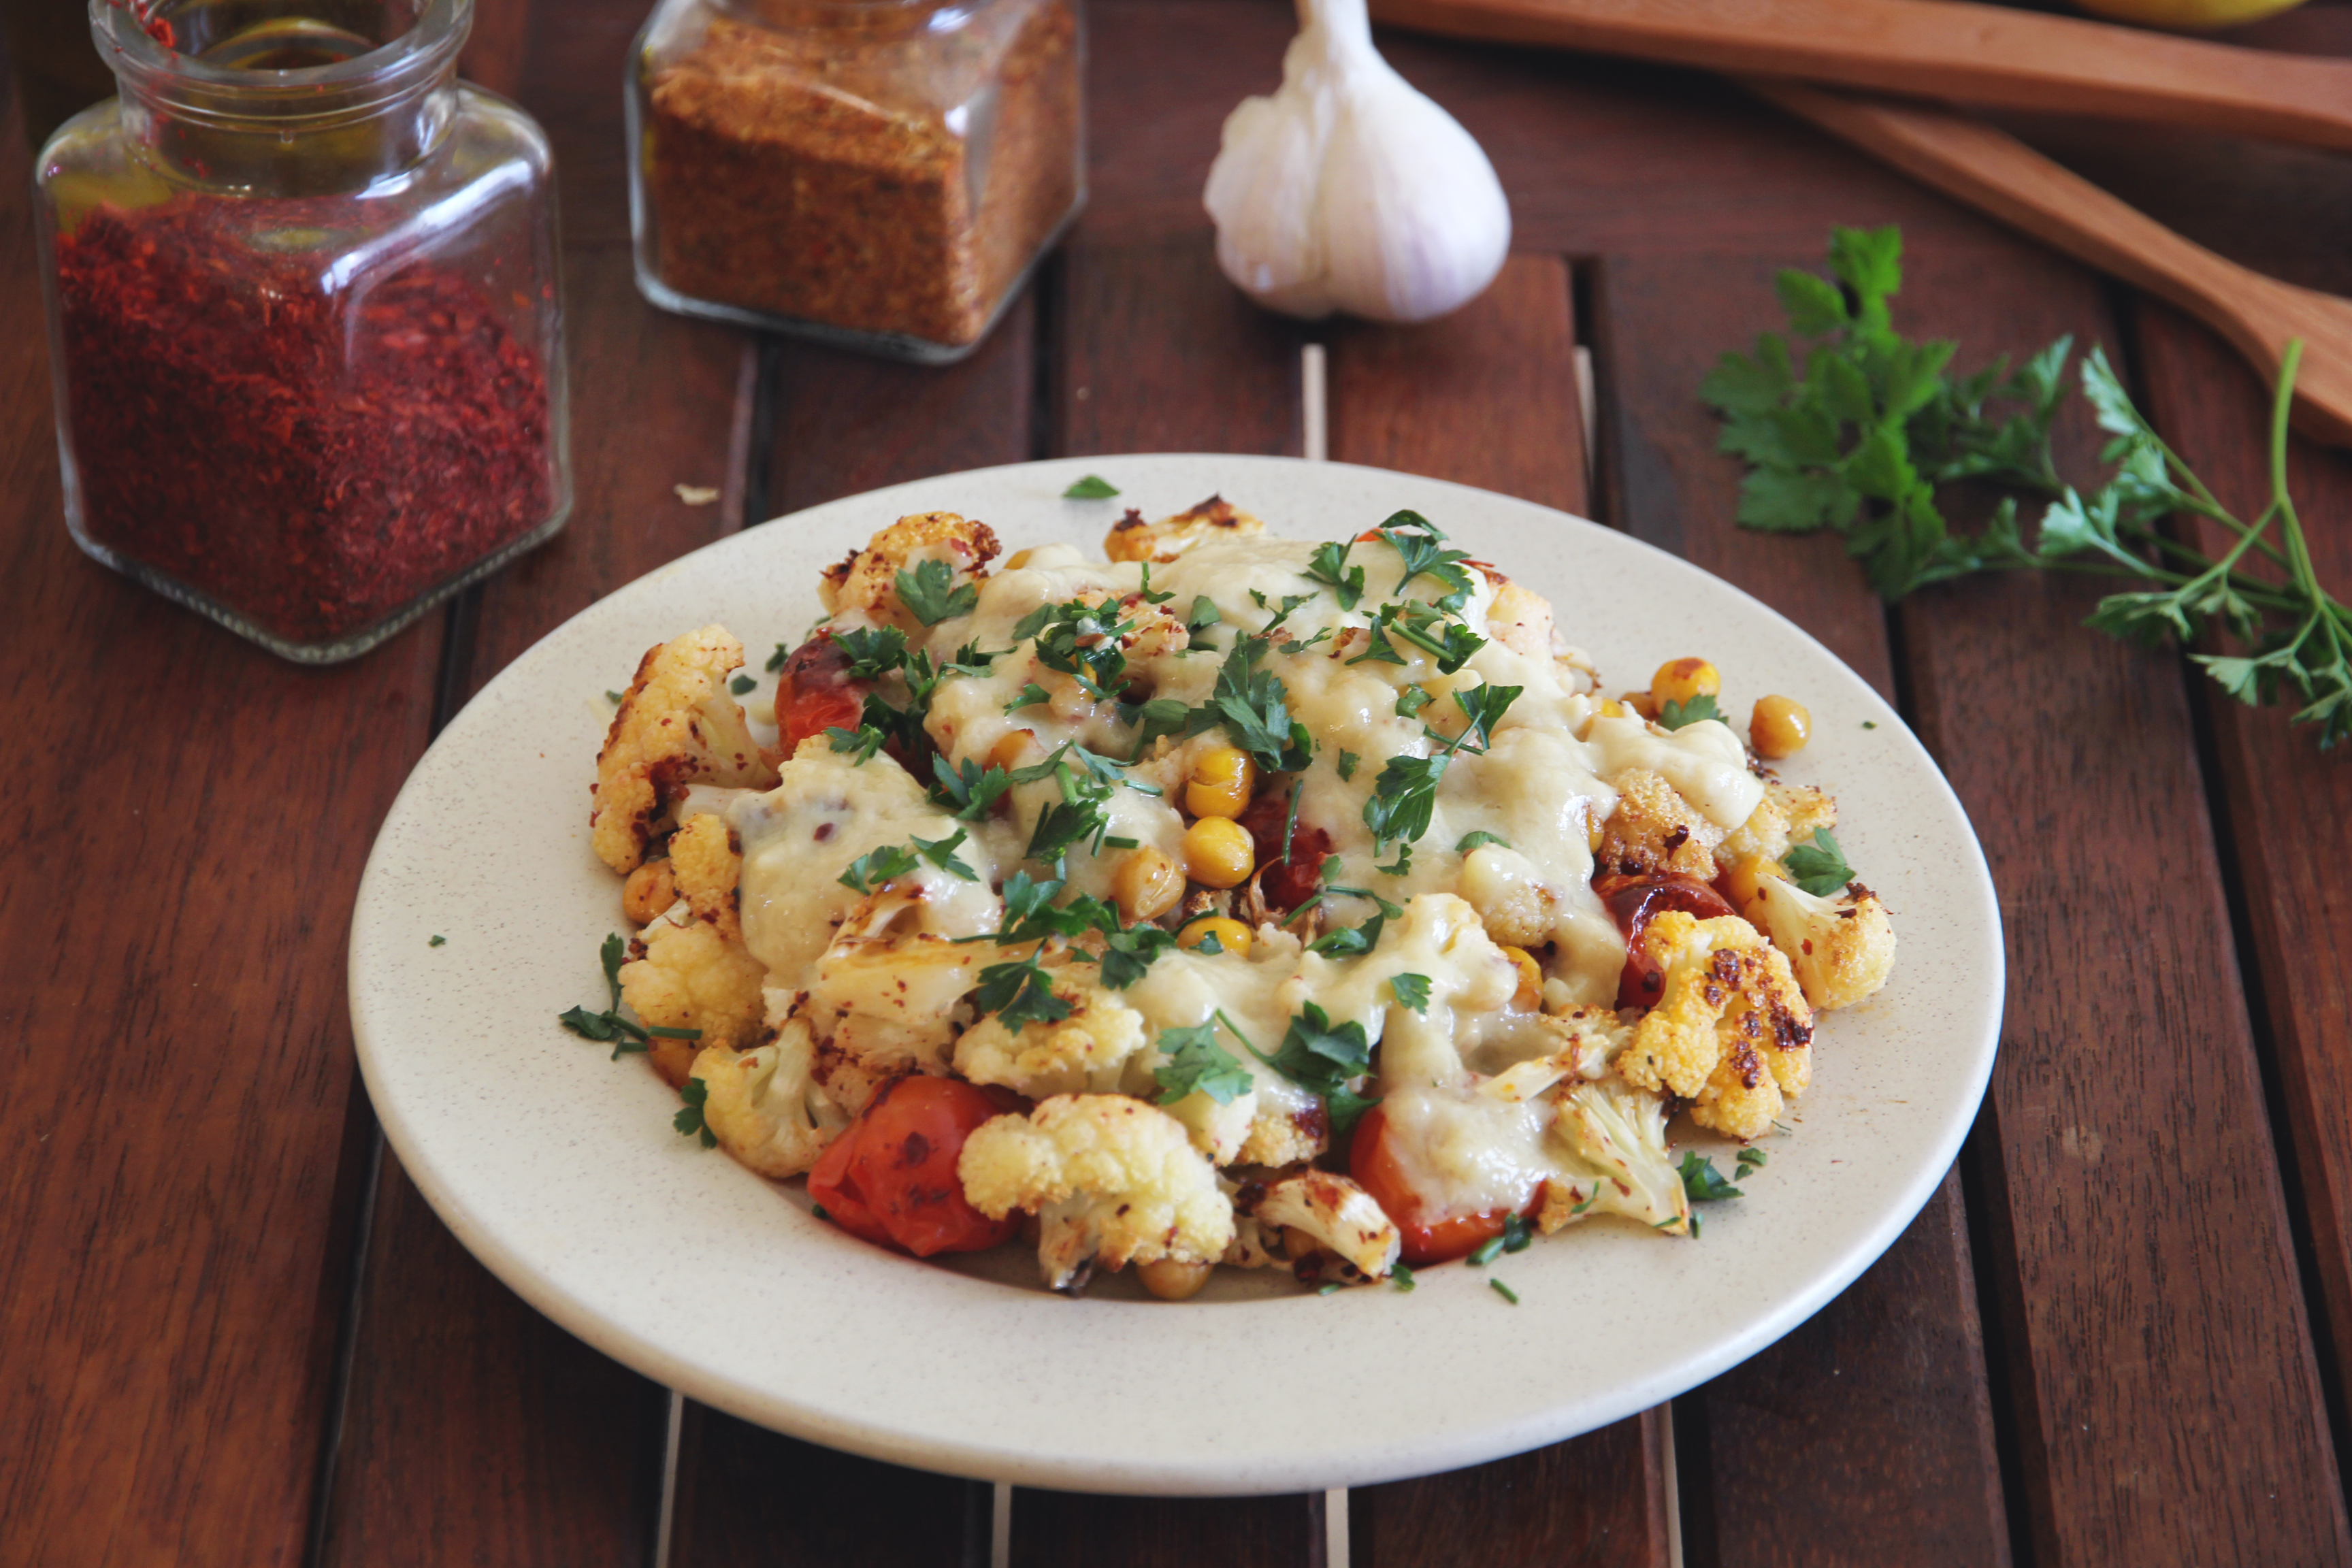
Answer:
643;0;1080;350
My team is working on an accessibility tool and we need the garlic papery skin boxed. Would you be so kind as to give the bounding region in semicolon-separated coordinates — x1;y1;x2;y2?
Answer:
1204;0;1511;324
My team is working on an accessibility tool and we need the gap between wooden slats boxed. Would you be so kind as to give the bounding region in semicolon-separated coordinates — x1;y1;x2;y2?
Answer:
1881;248;2349;1563
1589;249;2013;1568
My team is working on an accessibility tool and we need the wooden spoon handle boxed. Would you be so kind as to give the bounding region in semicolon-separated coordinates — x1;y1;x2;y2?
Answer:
1748;81;2352;446
1367;0;2352;152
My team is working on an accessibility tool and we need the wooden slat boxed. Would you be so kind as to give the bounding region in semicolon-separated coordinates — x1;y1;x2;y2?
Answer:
1324;254;1586;512
664;276;1039;1563
0;78;445;1566
318;252;755;1566
1590;249;2011;1567
2129;299;2352;1437
1326;252;1665;1568
670;1415;989;1568
1011;1490;1322;1568
1882;246;2352;1565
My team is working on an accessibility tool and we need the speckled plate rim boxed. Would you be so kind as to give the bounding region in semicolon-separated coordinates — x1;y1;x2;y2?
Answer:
349;454;2003;1497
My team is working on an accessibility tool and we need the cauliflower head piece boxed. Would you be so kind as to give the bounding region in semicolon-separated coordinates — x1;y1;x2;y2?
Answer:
1103;495;1264;564
958;1094;1236;1292
668;811;744;941
819;511;1000;631
593;627;779;874
1540;1077;1693;1235
1742;873;1897;1012
621;913;769;1086
953;978;1148;1100
1616;911;1814;1141
1256;1171;1402;1282
1597;769;1725;881
689;1013;847;1177
1719;780;1838;870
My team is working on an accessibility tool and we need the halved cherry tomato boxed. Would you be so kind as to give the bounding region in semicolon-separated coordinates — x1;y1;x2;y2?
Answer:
808;1077;1022;1258
1350;1102;1537;1266
1235;785;1332;912
1595;872;1740;1010
774;632;870;751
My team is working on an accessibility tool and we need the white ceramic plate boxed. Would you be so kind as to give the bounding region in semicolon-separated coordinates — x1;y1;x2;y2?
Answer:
349;455;2002;1497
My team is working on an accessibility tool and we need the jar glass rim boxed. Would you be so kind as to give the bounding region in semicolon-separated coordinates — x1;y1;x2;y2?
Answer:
93;0;471;122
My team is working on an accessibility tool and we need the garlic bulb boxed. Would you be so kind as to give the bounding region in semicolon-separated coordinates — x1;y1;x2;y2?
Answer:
1204;0;1511;324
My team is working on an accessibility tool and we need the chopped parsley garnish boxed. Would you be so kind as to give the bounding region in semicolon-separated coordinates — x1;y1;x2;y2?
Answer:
1319;1281;1343;1296
1203;637;1313;774
1501;1213;1533;1254
1134;561;1175;605
833;625;909;679
1735;1147;1770;1181
1374;842;1413;877
910;829;979;881
1245;1001;1378;1133
1185;595;1222;637
1862;719;1879;730
673;1076;719;1148
1394;686;1433;719
974;954;1073;1029
827;724;886;764
838;843;921;894
1016;595;1137;700
1305;539;1366;610
1005;681;1051;713
1455;830;1510;853
557;932;672;1060
605;689;625;704
729;674;757;696
1784;829;1855;896
1337;749;1360;781
1390;1262;1416;1292
1468;1234;1505;1267
1678;1151;1745;1204
1388;973;1432;1013
764;642;789;672
1489;1279;1520;1305
1153;1017;1256;1105
1371;511;1477;610
1659;691;1724;730
930;755;1016;819
1361;686;1522;854
428;934;446;947
1099;921;1179;989
1063;474;1121;499
896;558;979;626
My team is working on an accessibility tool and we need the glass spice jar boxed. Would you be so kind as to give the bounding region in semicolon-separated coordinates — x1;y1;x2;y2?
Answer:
627;0;1084;363
35;0;570;663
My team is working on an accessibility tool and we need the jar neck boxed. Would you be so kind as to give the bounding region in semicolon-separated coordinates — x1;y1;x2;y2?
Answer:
95;0;471;192
713;0;979;39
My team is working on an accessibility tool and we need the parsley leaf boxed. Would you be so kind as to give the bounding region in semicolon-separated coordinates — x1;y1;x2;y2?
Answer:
838;843;920;894
1784;829;1854;896
1678;1152;1744;1203
974;956;1073;1029
1154;1019;1256;1105
930;755;1015;819
1004;681;1051;713
1017;596;1137;700
1394;685;1433;719
834;626;909;679
1456;830;1510;853
673;1077;719;1148
910;829;979;881
1490;1279;1520;1305
1205;638;1314;774
1502;1212;1533;1253
1306;540;1366;610
896;559;979;626
1372;511;1477;610
729;674;756;695
1245;1001;1378;1134
1100;922;1179;989
827;724;886;764
1337;749;1360;781
1185;596;1222;637
429;934;446;947
1735;1146;1769;1181
1362;752;1449;851
1447;683;1521;749
1389;973;1432;1013
1659;691;1724;730
1063;474;1120;499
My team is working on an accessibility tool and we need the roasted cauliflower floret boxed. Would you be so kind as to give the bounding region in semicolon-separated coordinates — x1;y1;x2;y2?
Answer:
1597;769;1724;880
1740;874;1897;1012
1483;574;1558;660
1719;780;1837;869
668;811;743;941
958;1094;1236;1292
819;510;1000;630
1615;911;1814;1141
1258;1171;1401;1281
953;980;1148;1099
593;626;778;874
689;1014;847;1177
1539;1077;1692;1235
1235;1105;1328;1167
1103;495;1264;564
621;914;769;1085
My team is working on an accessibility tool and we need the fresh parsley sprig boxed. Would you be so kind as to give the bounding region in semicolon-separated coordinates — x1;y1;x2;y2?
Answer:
557;933;701;1062
1154;1014;1257;1105
897;559;979;626
1783;829;1853;896
1243;1001;1379;1134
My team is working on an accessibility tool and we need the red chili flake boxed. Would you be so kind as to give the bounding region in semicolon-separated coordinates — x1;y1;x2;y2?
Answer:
54;195;554;647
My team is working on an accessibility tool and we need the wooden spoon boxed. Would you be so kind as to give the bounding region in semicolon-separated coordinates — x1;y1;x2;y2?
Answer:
1748;81;2352;448
1367;0;2352;154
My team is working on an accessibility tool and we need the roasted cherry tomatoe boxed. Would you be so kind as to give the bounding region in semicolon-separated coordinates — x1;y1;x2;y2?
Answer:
1595;872;1741;1009
1349;1102;1537;1266
1236;786;1333;912
774;632;871;751
808;1077;1022;1257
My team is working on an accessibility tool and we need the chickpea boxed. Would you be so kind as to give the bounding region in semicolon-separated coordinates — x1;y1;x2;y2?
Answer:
1113;847;1186;923
1178;914;1252;956
622;860;677;925
1650;657;1721;710
1138;1258;1215;1301
1184;745;1258;819
1500;945;1543;1009
1181;817;1256;889
986;728;1043;774
1750;695;1812;760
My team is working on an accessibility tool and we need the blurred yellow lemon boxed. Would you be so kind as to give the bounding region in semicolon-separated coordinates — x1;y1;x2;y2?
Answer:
2074;0;2306;29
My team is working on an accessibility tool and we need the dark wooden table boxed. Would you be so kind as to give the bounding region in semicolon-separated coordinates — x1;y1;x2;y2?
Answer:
11;1;2352;1563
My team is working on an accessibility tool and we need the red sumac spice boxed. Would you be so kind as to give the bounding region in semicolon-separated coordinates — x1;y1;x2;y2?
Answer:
54;195;556;648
